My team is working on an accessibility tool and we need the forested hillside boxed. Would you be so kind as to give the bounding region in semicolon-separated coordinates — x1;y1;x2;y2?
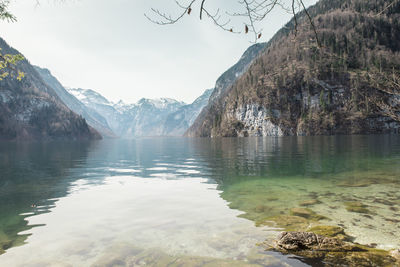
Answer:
0;38;101;140
186;0;400;137
35;67;116;138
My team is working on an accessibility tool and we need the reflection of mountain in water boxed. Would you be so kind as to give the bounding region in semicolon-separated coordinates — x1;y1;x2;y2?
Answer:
1;136;399;260
0;139;212;254
0;142;93;254
190;136;400;188
197;136;400;256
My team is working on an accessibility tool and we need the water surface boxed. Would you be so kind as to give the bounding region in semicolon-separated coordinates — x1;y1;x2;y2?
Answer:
0;136;399;266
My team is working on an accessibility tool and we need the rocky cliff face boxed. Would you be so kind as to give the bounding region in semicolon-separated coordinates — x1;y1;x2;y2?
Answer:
0;38;101;141
35;67;116;138
186;0;400;137
185;43;267;137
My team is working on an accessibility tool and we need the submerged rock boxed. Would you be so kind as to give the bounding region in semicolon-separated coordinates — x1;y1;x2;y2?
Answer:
290;208;328;221
93;244;262;267
337;180;375;187
270;232;398;267
274;231;358;252
307;225;353;241
337;176;397;188
373;198;396;206
0;231;12;254
261;215;309;231
254;205;269;213
299;199;321;206
345;202;372;214
390;249;400;261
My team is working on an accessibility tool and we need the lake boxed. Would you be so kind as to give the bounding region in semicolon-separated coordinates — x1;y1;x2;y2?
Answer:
0;136;399;266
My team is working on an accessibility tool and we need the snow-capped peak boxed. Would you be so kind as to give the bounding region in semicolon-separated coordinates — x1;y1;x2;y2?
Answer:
68;88;111;106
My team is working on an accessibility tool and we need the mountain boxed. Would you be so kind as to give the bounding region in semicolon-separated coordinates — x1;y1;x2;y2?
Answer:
0;38;101;141
67;88;126;135
162;89;213;136
68;89;189;137
34;67;116;138
186;0;400;137
123;98;186;137
185;43;267;137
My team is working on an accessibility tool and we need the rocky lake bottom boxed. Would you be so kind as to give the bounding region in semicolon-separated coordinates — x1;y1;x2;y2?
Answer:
0;136;399;266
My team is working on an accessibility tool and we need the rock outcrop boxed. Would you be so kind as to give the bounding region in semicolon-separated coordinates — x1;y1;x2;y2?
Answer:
270;231;398;266
185;43;267;137
274;231;358;252
186;0;400;137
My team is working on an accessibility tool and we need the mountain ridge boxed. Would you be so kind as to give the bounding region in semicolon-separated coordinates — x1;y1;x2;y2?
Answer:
186;0;400;137
68;88;211;137
185;43;268;137
35;67;116;138
0;37;101;141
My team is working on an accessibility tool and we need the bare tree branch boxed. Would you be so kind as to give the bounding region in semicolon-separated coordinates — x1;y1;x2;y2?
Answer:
145;0;322;44
298;0;321;47
200;0;206;19
144;0;197;26
376;0;399;16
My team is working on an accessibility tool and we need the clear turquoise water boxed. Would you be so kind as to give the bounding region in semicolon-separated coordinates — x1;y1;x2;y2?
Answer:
0;136;399;266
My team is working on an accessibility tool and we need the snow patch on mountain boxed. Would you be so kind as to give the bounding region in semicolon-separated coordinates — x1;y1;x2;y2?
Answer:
68;88;208;137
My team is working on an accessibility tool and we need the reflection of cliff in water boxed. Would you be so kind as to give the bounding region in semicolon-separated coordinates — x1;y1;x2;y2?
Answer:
0;141;93;254
0;138;216;254
1;136;399;257
198;136;400;254
189;135;400;188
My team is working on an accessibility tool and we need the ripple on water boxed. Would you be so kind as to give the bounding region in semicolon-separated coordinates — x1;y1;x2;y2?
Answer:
0;176;296;266
1;136;399;266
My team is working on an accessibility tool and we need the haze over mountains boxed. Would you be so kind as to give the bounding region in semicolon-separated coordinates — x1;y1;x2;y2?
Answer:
0;34;218;140
68;88;193;137
0;33;263;140
35;68;216;138
1;0;399;141
31;41;265;139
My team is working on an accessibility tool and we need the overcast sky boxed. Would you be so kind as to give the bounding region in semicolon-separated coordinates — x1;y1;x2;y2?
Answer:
1;0;317;104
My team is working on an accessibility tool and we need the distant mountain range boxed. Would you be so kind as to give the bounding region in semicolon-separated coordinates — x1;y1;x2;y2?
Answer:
68;87;186;137
66;88;212;137
6;0;397;141
0;33;269;140
34;66;213;138
30;37;270;139
162;89;213;136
